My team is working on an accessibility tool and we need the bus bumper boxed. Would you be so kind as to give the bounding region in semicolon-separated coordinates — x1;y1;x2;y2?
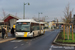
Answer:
15;32;33;37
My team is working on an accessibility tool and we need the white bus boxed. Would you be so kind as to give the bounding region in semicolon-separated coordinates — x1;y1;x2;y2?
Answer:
15;19;45;37
40;22;45;34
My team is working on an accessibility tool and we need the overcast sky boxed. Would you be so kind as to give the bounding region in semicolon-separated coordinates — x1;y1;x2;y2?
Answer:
0;0;75;21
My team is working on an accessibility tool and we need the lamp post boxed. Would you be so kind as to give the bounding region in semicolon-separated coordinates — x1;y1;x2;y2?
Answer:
38;12;42;21
44;16;48;22
23;3;30;19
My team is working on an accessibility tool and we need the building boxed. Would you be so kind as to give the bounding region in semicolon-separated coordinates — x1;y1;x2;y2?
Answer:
2;14;20;28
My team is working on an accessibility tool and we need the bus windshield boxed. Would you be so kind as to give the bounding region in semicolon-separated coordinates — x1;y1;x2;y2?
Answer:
16;22;30;32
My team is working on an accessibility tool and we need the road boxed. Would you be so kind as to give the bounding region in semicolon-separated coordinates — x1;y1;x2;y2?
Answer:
0;29;60;50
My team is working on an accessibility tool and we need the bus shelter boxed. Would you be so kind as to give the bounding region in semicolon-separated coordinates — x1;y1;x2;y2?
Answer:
3;14;20;28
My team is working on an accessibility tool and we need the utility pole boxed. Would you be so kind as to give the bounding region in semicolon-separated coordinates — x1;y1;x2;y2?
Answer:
38;12;42;21
38;13;40;21
23;3;25;19
2;9;6;26
44;16;48;22
23;3;30;19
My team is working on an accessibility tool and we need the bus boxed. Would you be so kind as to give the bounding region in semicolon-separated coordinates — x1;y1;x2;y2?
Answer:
39;22;45;34
15;19;45;37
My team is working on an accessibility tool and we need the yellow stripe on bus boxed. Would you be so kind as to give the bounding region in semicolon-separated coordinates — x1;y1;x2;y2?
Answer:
24;32;27;37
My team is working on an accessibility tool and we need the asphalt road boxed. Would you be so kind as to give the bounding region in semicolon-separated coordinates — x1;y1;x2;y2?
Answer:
0;29;61;50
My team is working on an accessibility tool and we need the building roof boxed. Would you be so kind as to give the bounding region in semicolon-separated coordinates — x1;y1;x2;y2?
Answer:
3;14;20;22
39;22;46;24
16;19;36;23
54;22;65;24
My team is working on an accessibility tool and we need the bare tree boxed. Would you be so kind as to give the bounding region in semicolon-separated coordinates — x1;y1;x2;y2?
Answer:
62;4;73;23
62;4;73;40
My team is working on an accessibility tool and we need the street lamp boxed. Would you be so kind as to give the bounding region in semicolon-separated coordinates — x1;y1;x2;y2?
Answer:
23;3;30;19
44;16;48;22
38;12;42;21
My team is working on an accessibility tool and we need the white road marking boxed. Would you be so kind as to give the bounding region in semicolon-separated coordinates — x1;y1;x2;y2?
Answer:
21;44;24;45
64;46;74;49
14;46;18;49
11;40;22;42
50;45;74;50
49;48;52;50
49;45;53;50
51;45;53;48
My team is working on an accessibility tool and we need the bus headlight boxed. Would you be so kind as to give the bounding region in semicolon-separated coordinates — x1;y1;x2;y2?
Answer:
28;32;32;35
15;33;18;35
28;32;30;34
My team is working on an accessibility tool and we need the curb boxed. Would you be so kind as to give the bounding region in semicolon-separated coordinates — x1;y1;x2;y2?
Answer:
0;38;16;43
53;30;75;46
53;42;75;46
53;32;59;42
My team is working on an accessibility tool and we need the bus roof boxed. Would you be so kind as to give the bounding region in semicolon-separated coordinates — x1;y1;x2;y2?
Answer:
16;19;37;23
39;22;46;24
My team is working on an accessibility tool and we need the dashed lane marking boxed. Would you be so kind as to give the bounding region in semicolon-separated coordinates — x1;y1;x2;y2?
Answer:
11;40;22;42
14;46;18;49
21;44;24;45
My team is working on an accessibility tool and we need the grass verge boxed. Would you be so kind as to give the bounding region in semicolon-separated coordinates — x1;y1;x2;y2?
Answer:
56;31;75;44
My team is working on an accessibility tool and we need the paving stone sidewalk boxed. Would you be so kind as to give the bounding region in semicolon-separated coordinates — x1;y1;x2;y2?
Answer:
0;33;15;43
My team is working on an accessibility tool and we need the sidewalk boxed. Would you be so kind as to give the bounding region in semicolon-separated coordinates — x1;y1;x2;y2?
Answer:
0;33;16;43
